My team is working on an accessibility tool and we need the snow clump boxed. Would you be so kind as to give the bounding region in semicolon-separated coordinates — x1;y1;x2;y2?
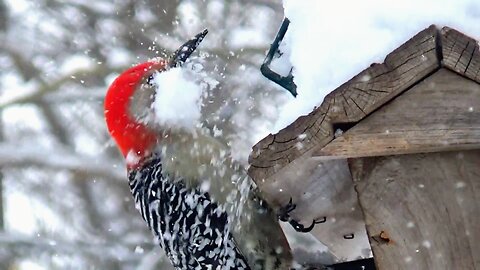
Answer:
151;66;204;132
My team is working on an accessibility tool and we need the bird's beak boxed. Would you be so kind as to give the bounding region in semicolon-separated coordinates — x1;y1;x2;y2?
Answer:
168;29;208;68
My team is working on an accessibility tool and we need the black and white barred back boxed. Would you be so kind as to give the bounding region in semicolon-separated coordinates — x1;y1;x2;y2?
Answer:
128;153;251;270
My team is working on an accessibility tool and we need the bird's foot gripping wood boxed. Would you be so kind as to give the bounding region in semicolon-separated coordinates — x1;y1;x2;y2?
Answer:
278;198;326;233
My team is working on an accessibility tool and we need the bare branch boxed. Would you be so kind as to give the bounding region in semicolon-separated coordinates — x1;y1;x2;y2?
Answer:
0;232;158;263
0;143;125;181
0;66;124;110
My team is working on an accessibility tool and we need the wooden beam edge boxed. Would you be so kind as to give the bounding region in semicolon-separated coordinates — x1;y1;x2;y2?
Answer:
311;27;480;160
440;26;480;84
314;140;480;161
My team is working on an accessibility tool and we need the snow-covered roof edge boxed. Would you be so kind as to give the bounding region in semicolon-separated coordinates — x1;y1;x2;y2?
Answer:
248;25;480;183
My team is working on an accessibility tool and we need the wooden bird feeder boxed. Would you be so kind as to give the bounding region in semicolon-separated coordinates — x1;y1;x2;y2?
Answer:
249;25;480;269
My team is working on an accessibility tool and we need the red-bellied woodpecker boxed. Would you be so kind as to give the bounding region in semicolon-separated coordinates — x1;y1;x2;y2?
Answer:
104;30;292;270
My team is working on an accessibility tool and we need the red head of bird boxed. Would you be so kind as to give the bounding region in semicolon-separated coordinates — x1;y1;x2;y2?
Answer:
104;30;208;168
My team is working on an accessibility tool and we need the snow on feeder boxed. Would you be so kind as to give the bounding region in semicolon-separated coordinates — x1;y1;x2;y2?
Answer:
253;25;480;270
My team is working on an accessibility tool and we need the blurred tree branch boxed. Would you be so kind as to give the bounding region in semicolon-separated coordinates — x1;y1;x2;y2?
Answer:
0;232;157;264
0;144;125;181
0;0;8;32
0;66;124;110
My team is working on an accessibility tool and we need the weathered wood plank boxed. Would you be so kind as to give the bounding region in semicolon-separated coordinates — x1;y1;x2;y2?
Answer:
349;150;480;270
441;26;480;84
258;156;372;263
249;25;441;183
314;69;480;159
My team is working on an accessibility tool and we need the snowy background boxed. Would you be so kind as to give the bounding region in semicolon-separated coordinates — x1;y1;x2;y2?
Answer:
0;1;285;269
0;0;479;269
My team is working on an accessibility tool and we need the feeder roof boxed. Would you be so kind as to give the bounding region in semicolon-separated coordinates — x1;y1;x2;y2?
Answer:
248;25;480;183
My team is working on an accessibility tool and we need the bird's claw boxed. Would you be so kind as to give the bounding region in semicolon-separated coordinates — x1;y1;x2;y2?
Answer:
289;216;326;233
277;197;326;233
277;197;296;222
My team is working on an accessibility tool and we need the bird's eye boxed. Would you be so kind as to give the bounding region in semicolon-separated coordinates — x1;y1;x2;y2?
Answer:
146;74;155;87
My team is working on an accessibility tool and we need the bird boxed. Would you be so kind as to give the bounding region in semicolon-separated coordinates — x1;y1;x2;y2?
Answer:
104;30;293;270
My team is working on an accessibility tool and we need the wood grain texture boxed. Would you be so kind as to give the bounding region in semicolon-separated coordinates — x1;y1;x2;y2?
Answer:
349;150;480;270
249;25;480;183
441;26;480;84
257;157;372;262
247;24;480;270
314;69;480;159
249;25;441;183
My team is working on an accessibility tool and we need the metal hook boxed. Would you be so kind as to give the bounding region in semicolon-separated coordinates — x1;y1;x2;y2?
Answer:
315;216;327;224
260;18;297;97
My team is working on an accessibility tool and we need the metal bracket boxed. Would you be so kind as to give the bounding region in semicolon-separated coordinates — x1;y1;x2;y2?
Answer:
260;18;297;97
